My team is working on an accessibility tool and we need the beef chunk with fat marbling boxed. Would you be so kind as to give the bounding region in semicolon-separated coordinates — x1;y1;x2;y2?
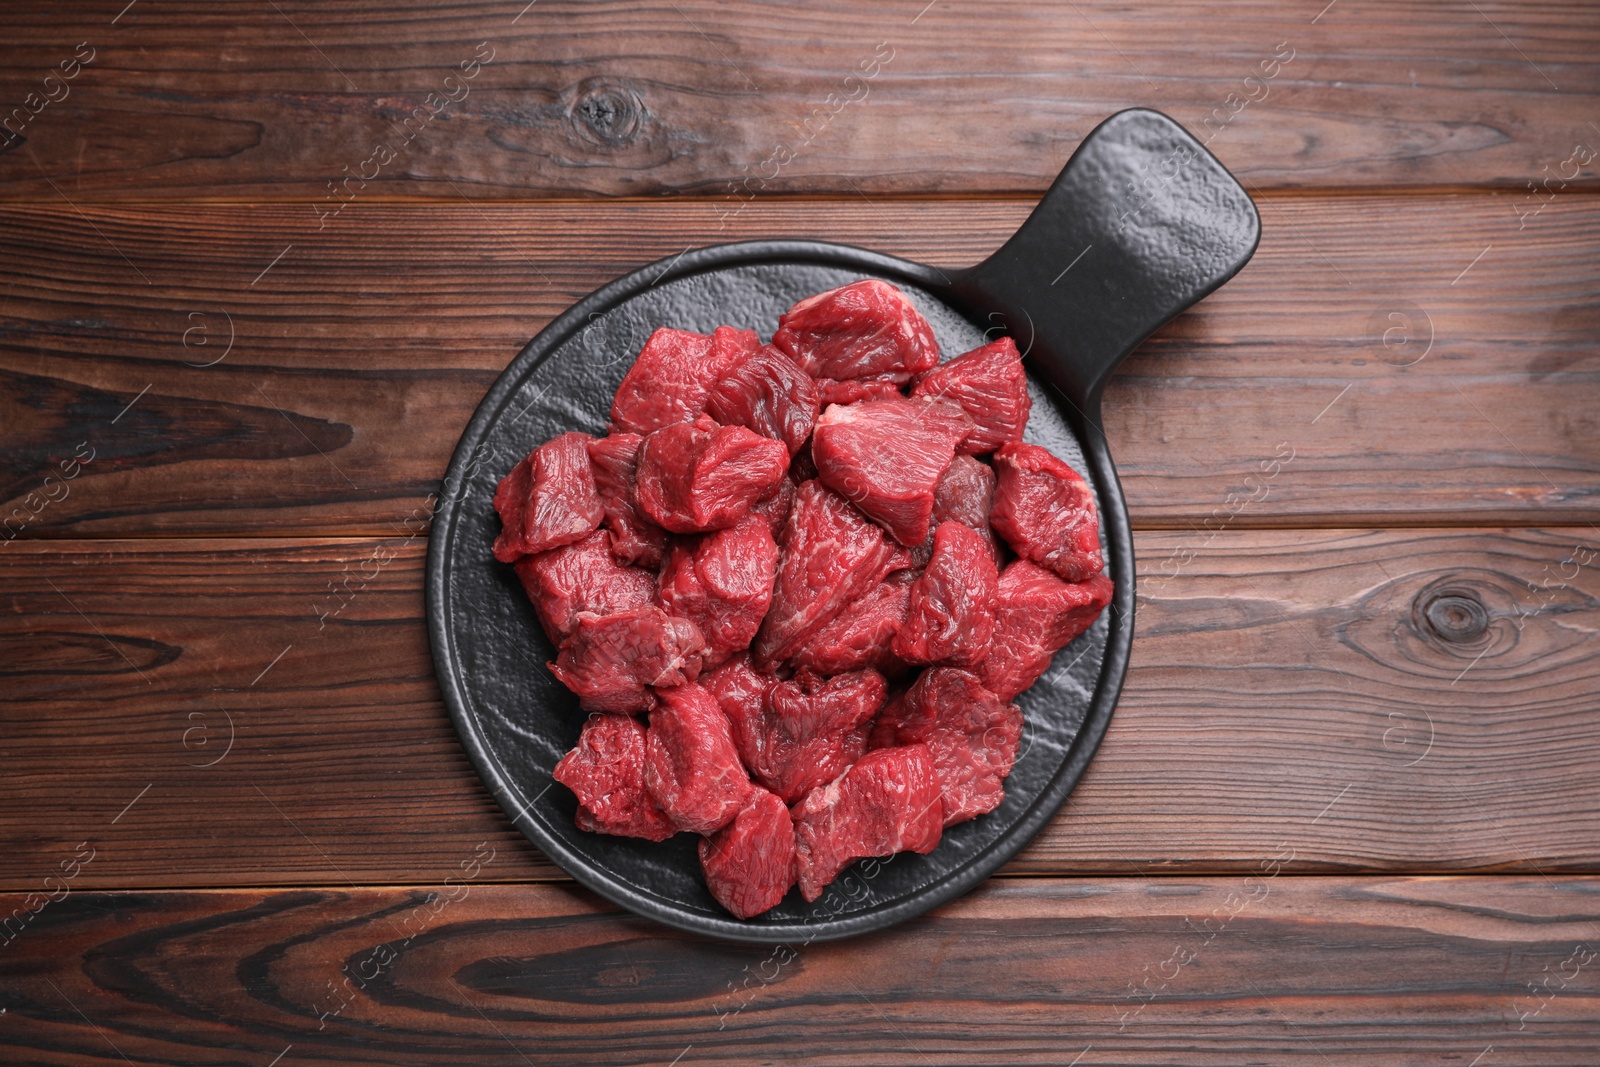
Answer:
513;529;656;644
873;667;1021;826
492;432;604;563
789;569;915;677
892;521;998;668
548;606;705;714
644;682;754;835
705;344;820;457
989;441;1103;582
553;714;677;841
980;561;1113;701
658;516;779;668
910;454;1000;568
586;432;670;568
635;415;790;534
771;280;940;381
609;325;760;436
699;788;797;918
813;372;908;407
911;336;1031;455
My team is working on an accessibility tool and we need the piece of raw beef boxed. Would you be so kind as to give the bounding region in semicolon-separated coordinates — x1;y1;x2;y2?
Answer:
891;521;998;667
989;441;1104;582
548;606;705;713
705;344;820;457
752;480;900;668
644;682;754;834
873;667;1022;826
492;432;605;563
791;744;944;901
911;336;1031;454
748;475;796;536
788;568;916;677
635;415;790;533
911;454;1001;568
553;714;677;841
699;788;797;918
811;396;972;546
980;561;1113;700
813;372;908;407
586;432;670;568
609;325;760;435
513;529;656;644
658;515;779;667
771;280;940;381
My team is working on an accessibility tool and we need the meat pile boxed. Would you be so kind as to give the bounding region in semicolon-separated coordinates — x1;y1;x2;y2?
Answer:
493;280;1113;919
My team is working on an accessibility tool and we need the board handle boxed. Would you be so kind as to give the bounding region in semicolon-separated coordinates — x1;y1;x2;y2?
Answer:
949;108;1260;416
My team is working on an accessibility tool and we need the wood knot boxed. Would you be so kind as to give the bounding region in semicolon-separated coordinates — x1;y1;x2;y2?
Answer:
568;78;645;147
1417;588;1488;643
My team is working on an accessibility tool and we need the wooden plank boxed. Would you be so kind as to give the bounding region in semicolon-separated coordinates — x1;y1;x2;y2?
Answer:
2;877;1597;1064
1;1;1596;199
2;527;1597;890
1;196;1597;537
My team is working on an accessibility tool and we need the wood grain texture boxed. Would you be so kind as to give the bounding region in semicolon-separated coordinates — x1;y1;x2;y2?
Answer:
1;1;1597;199
2;527;1596;890
3;878;1598;1064
2;196;1597;537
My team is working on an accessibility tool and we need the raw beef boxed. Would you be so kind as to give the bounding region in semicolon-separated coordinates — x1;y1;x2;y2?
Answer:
715;666;884;805
792;744;944;902
981;561;1113;701
814;372;908;407
875;667;1022;826
658;516;779;667
699;788;797;918
771;280;940;381
635;415;790;533
548;606;705;713
811;396;972;546
644;682;754;834
492;432;604;563
553;714;676;841
989;441;1104;582
513;529;656;644
748;475;796;536
700;653;777;770
586;433;670;568
912;454;1000;568
609;325;760;435
892;521;998;667
912;336;1031;454
752;480;900;668
789;569;915;677
705;344;820;457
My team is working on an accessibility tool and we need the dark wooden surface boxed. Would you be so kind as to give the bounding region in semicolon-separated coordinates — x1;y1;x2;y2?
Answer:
3;0;1599;1061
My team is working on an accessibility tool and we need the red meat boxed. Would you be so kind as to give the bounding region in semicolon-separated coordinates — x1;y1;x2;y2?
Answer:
792;744;944;902
635;415;790;534
586;433;670;568
644;682;754;835
492;432;604;563
892;522;999;667
771;668;886;743
771;280;940;381
811;396;972;546
990;442;1104;582
789;569;915;677
553;714;677;842
705;344;820;457
748;475;796;536
752;480;900;668
609;325;760;435
717;666;884;805
658;516;779;667
814;372;908;407
513;529;656;644
548;606;706;714
699;788;797;918
981;561;1114;701
700;653;777;771
911;337;1031;454
877;668;1022;826
912;454;1000;568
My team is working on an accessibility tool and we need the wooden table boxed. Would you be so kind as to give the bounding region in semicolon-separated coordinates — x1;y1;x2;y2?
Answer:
3;2;1597;1062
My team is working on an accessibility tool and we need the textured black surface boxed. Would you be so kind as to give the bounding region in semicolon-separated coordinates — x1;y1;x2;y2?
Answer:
427;110;1258;943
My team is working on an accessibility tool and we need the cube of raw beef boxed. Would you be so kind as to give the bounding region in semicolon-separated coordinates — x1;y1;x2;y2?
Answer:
513;529;656;644
772;280;940;381
553;714;677;841
876;668;1022;826
635;415;791;534
770;668;886;743
980;561;1114;701
586;433;670;568
892;522;999;667
989;441;1104;582
705;344;820;457
609;325;760;435
658;516;779;667
644;682;754;835
911;336;1031;454
813;372;908;407
548;606;706;714
752;480;900;668
789;569;916;677
700;653;777;772
792;744;944;902
748;475;796;536
699;788;797;919
492;432;605;563
811;396;972;546
911;454;1001;568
